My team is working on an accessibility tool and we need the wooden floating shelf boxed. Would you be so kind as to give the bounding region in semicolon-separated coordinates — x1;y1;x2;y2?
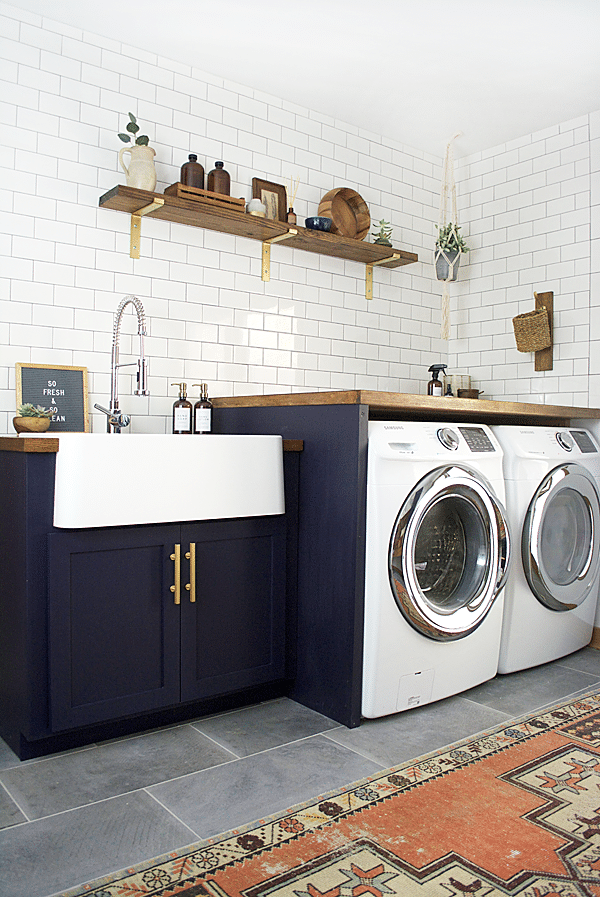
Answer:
99;185;418;295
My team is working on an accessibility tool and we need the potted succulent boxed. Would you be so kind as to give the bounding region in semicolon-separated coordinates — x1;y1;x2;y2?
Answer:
372;219;393;246
434;222;469;282
117;112;156;192
13;403;53;434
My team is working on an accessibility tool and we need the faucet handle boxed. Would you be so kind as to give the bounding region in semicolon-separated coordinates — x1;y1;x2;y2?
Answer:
135;357;150;396
94;404;131;432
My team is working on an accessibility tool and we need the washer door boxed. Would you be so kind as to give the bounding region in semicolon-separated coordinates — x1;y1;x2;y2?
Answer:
522;463;600;611
389;465;510;642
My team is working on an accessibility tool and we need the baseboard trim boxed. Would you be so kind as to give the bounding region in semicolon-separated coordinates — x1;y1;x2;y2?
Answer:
590;627;600;650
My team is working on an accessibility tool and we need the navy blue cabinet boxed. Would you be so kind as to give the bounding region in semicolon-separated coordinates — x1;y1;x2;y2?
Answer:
47;517;287;731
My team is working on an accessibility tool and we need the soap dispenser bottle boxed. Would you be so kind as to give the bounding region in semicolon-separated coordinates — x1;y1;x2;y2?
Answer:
171;382;192;434
427;364;447;396
192;382;212;434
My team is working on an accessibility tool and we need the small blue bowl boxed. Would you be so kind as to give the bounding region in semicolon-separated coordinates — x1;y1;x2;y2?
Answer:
305;216;332;232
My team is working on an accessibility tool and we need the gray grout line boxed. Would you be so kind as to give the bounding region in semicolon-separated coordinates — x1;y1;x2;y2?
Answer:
144;789;204;841
0;779;31;824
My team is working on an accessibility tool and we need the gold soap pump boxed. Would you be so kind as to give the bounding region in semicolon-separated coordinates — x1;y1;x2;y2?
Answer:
171;382;192;434
192;383;212;434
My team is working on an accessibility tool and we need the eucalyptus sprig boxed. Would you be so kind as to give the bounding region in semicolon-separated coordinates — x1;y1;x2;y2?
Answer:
17;403;53;418
117;112;150;147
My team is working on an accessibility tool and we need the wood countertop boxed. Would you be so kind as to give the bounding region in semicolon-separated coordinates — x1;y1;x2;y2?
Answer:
3;391;599;454
212;390;600;426
0;436;303;454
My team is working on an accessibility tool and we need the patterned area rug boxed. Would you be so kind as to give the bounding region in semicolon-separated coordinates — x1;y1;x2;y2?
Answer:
61;690;600;897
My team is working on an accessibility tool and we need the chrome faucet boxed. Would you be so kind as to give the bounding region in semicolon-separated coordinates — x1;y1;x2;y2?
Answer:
94;295;150;433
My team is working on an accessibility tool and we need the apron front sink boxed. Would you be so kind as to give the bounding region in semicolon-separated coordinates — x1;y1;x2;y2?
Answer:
48;433;284;528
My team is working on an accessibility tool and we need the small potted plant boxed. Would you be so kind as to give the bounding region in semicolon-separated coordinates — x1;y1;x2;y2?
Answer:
13;403;53;434
117;112;156;192
434;222;469;282
372;219;393;246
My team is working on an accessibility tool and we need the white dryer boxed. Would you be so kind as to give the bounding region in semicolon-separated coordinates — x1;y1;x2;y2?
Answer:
362;421;511;719
490;425;600;674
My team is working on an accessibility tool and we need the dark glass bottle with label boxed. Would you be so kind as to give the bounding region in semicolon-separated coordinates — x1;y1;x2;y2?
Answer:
180;154;204;189
192;382;212;434
207;161;230;195
171;382;192;434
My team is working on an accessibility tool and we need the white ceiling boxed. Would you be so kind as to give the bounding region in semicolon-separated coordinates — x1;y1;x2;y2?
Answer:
10;0;600;159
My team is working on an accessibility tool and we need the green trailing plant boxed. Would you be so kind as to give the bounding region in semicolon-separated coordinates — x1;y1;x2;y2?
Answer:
435;222;469;253
17;403;53;418
117;112;150;146
372;219;393;246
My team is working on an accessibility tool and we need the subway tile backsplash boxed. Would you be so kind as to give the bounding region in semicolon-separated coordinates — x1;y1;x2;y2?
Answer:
1;1;599;433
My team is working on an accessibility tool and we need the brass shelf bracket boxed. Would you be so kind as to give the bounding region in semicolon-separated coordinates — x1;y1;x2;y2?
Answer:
261;229;298;282
130;197;165;259
365;253;400;299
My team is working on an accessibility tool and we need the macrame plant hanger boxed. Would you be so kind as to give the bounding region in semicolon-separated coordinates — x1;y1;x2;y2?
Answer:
437;132;462;340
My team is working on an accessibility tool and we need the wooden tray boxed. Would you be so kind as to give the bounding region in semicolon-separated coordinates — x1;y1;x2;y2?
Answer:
164;182;245;210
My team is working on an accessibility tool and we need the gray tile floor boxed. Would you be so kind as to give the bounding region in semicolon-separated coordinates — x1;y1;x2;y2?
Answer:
1;647;599;897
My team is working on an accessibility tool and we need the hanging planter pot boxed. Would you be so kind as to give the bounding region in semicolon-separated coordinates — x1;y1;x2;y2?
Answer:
435;247;461;282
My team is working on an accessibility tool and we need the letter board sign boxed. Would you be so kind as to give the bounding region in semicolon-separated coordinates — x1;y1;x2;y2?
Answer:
16;363;89;432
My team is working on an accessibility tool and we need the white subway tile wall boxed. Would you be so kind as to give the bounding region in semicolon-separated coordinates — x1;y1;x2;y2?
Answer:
1;1;599;432
450;114;597;406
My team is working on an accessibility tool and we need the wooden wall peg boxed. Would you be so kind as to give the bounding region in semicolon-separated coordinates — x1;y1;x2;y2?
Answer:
534;291;553;371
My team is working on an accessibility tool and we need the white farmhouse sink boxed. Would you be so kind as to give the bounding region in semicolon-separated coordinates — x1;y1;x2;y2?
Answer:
47;433;284;528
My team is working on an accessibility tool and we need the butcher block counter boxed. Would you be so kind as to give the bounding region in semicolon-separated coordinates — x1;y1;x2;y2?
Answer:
211;390;600;728
212;389;600;426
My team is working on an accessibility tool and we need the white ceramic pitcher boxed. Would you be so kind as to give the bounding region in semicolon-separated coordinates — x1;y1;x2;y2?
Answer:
118;144;157;191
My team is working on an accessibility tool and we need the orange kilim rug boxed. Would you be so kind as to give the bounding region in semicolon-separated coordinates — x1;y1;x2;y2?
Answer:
62;690;600;897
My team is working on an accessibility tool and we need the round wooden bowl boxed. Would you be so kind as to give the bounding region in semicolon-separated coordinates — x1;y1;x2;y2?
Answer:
13;416;51;434
318;188;370;240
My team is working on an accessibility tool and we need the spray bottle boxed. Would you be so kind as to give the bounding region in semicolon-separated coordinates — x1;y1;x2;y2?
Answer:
427;364;447;396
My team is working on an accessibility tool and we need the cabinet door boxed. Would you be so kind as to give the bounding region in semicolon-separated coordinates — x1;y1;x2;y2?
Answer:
180;516;287;702
48;525;181;731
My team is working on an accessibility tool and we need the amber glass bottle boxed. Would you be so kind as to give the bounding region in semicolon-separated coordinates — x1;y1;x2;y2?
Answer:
192;383;212;434
180;154;204;189
171;382;193;434
207;161;230;195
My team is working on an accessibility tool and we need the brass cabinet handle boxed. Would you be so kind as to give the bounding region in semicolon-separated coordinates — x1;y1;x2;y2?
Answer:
185;542;196;602
170;543;181;605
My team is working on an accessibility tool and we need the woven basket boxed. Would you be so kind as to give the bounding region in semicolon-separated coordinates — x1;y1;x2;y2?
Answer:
512;308;551;353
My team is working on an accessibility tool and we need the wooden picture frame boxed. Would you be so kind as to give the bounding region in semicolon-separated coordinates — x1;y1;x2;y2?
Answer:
16;362;90;432
251;178;287;222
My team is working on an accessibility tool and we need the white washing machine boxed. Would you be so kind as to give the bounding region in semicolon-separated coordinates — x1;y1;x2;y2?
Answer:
491;425;600;674
362;421;511;719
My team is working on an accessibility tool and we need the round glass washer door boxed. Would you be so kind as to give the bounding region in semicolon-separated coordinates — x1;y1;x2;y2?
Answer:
389;464;511;642
522;463;600;611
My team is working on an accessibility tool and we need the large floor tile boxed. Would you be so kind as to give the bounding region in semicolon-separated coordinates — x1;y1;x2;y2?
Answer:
0;786;26;829
554;645;600;677
0;791;195;897
0;724;235;821
325;694;510;769
462;662;600;716
149;734;380;840
193;697;338;756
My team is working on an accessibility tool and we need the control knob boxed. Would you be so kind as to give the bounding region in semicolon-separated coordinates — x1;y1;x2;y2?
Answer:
437;428;459;451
